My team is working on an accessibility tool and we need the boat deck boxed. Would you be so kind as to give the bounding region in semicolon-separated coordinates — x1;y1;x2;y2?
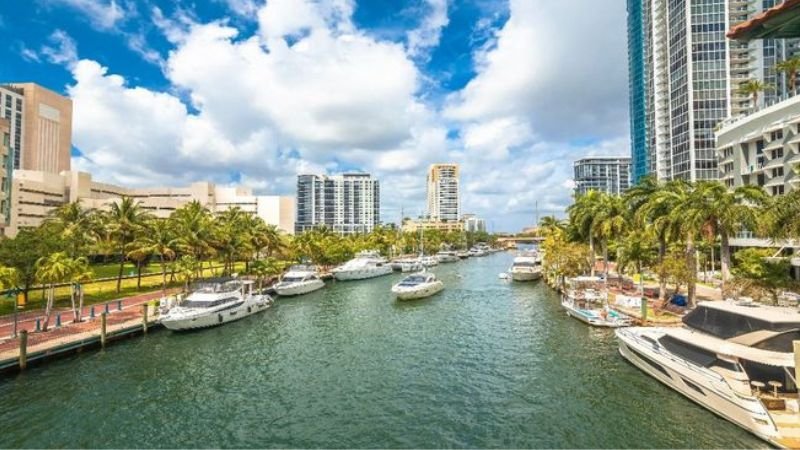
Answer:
770;409;800;448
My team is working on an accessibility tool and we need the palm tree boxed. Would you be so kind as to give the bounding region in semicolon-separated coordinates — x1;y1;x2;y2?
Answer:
250;257;281;292
567;190;604;276
105;197;151;293
704;183;767;290
173;201;215;276
174;255;200;292
131;219;178;294
591;194;627;275
35;252;74;331
616;230;656;293
68;257;92;322
776;57;800;95
44;202;95;258
538;215;564;237
738;79;773;111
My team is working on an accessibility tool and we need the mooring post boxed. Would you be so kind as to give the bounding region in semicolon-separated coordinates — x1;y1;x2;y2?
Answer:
794;341;800;401
55;313;62;328
104;303;109;314
142;304;148;334
100;312;108;348
90;306;95;319
19;330;28;370
117;300;122;311
35;318;41;332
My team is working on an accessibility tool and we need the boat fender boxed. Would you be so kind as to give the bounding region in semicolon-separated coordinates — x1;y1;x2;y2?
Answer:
218;314;223;323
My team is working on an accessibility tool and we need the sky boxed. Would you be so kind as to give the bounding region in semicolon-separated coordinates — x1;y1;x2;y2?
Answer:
0;0;630;232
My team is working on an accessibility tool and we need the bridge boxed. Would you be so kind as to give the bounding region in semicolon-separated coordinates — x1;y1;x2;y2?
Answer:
496;236;544;245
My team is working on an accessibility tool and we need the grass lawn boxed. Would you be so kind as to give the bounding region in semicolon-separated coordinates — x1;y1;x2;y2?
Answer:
0;261;247;316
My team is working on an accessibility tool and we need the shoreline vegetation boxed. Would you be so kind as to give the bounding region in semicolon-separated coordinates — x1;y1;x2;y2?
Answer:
0;199;496;322
538;176;800;309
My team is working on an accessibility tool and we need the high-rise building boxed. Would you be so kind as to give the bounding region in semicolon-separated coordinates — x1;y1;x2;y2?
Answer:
426;163;460;221
626;0;800;183
573;157;632;196
295;173;380;234
0;83;72;174
462;214;486;233
0;118;11;228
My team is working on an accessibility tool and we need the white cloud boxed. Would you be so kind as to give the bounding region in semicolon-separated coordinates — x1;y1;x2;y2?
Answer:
406;0;449;59
40;29;79;68
220;0;262;18
45;0;128;30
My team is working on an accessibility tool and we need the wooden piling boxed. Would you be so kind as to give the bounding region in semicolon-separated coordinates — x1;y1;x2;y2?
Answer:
793;341;800;399
19;330;28;370
142;304;148;334
640;297;648;323
100;313;107;348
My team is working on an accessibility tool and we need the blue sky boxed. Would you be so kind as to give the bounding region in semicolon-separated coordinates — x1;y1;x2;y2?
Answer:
0;0;629;232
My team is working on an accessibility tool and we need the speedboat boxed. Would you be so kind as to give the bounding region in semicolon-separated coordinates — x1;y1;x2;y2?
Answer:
274;265;325;296
161;279;272;331
332;250;393;281
616;300;800;448
435;250;460;263
468;247;486;257
391;271;444;300
561;276;631;327
509;251;542;281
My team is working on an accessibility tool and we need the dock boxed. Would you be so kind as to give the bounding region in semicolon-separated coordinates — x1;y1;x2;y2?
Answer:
0;290;170;374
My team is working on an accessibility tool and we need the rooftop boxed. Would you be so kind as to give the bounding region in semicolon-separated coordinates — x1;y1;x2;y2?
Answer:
727;0;800;40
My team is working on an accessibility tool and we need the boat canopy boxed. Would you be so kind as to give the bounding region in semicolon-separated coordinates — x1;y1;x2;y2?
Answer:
666;327;796;367
683;301;800;339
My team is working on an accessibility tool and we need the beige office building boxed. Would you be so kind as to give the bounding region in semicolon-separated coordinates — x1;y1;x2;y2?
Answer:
401;218;464;233
1;83;72;173
7;170;295;236
0;118;11;227
426;163;460;221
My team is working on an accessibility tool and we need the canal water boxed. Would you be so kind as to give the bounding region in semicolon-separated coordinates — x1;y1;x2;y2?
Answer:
0;253;764;448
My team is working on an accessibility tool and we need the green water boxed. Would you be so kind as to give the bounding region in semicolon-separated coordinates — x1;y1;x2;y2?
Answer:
0;253;764;448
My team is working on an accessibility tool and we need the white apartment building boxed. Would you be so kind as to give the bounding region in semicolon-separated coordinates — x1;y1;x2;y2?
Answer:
295;173;380;234
426;164;460;222
7;170;295;236
462;214;486;233
716;93;800;196
573;157;632;196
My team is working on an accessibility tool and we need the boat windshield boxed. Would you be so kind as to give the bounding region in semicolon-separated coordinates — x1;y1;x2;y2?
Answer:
399;276;428;286
513;262;538;268
683;305;800;339
193;281;241;293
281;276;305;283
182;297;239;308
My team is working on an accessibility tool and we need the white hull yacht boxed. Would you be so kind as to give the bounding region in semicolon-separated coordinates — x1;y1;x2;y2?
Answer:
274;265;325;296
435;251;460;263
561;276;631;328
392;271;444;300
617;300;800;448
392;257;424;273
161;279;272;331
332;250;393;281
509;251;542;281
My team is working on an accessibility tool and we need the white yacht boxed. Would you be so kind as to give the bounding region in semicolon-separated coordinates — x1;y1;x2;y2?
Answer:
561;276;631;327
509;251;542;281
420;255;439;267
273;265;325;296
456;250;470;259
392;271;444;300
435;250;460;263
468;247;486;257
392;257;424;273
332;250;393;281
617;300;800;448
161;279;272;331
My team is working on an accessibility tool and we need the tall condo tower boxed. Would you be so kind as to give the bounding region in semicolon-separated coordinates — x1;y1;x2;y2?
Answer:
426;163;460;221
295;173;380;235
627;0;800;184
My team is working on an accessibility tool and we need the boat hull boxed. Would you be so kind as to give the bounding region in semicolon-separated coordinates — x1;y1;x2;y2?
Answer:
436;255;459;263
615;328;782;446
561;299;630;327
510;270;541;281
333;266;393;281
275;279;325;296
393;281;444;300
161;296;273;331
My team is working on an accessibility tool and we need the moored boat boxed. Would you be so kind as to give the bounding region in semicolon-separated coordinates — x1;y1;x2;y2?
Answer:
161;279;272;331
435;250;460;263
509;251;542;281
274;265;325;296
616;300;800;448
561;276;631;327
332;250;393;281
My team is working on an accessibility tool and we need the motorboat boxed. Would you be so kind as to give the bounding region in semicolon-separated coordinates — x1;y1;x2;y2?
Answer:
561;276;631;327
420;255;439;267
616;300;800;448
509;251;542;281
391;257;424;273
161;279;272;331
435;250;460;263
332;250;393;281
273;264;325;296
392;271;444;300
468;247;486;257
456;250;470;259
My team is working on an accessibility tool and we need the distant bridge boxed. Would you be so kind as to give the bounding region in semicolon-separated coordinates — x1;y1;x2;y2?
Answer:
496;236;544;245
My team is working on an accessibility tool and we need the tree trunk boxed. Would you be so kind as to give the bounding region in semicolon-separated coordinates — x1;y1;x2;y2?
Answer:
657;235;667;302
137;261;143;290
116;247;125;293
78;287;84;322
160;255;167;294
42;286;54;331
720;231;732;290
686;234;697;308
70;285;78;322
589;234;596;277
603;242;609;275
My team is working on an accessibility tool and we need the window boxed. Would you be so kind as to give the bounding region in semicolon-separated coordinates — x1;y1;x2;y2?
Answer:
683;305;800;338
682;377;705;396
629;346;672;379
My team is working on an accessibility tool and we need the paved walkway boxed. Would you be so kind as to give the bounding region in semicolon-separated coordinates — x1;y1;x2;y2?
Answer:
0;289;179;344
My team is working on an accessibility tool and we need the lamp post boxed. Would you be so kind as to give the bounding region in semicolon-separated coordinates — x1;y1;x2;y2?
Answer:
7;288;19;338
